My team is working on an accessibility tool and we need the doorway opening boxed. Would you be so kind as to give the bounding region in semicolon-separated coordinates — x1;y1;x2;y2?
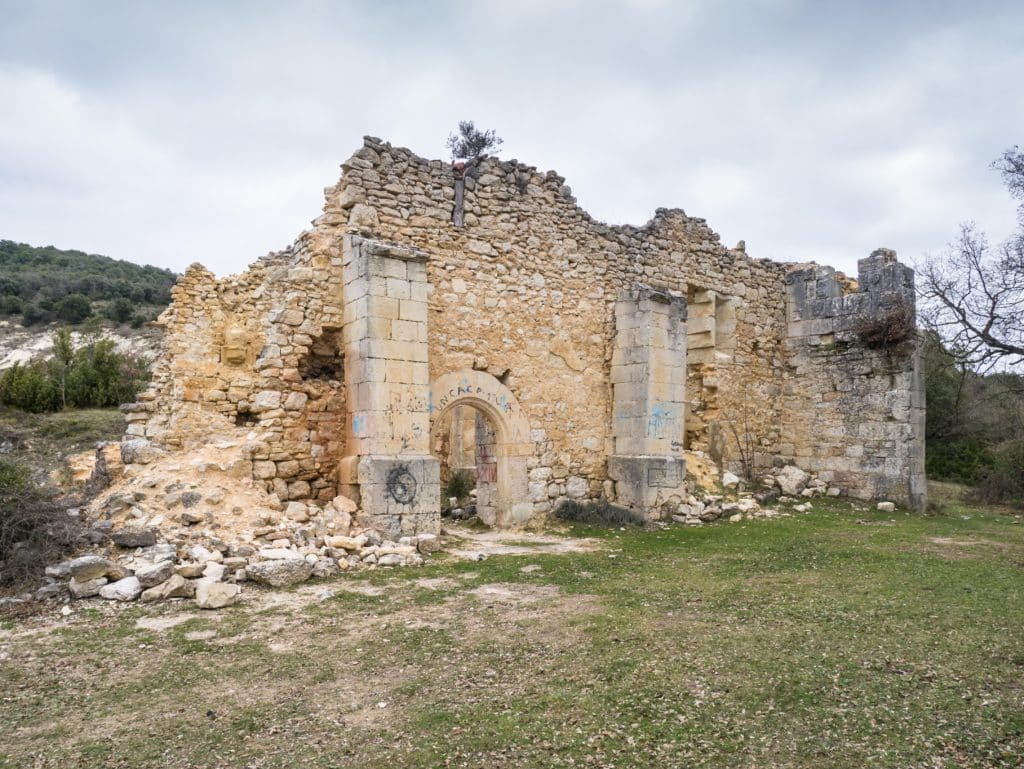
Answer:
428;369;533;528
433;404;500;524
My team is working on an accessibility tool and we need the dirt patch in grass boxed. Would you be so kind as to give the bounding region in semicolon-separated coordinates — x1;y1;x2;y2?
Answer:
924;535;1024;560
444;525;602;559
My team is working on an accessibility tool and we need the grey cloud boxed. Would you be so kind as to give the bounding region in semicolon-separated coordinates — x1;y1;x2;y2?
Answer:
0;0;1021;276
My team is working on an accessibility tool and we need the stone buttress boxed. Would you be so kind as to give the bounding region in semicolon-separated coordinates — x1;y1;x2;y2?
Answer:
337;235;440;537
608;286;689;517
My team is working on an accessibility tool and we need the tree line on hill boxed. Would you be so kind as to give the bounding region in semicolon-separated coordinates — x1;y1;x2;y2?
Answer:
0;240;178;328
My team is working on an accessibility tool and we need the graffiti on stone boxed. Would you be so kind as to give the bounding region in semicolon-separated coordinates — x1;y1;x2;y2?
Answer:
387;465;417;504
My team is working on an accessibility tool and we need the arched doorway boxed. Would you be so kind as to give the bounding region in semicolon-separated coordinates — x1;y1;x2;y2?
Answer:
429;370;533;528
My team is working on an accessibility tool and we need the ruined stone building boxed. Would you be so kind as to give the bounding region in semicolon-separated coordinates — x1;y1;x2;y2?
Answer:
122;137;926;537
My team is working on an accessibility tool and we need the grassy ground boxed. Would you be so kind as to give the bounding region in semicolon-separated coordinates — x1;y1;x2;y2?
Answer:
1;496;1022;768
0;406;123;480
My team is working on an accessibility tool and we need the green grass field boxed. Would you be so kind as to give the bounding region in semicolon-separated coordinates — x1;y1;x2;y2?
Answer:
1;495;1022;768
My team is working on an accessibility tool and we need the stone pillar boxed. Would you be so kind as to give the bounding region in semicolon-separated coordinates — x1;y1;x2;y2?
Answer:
474;411;499;526
449;405;477;471
338;235;440;538
607;286;688;518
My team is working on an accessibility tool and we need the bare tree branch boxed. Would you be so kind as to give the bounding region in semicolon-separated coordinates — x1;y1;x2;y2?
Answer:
918;148;1024;371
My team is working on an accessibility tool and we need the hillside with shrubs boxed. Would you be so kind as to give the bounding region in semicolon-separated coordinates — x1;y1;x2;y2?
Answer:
0;239;177;328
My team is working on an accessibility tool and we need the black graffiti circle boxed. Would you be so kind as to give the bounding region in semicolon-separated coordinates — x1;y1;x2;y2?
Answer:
386;465;417;504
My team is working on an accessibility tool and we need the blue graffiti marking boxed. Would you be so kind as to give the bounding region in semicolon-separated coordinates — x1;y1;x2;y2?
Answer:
647;403;674;437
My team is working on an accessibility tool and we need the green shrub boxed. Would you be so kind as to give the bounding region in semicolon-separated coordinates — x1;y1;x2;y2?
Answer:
0;459;81;587
0;294;23;315
104;297;134;324
0;333;150;412
443;469;475;502
129;313;148;329
970;439;1024;507
0;364;61;413
555;498;646;527
20;303;46;326
54;293;92;324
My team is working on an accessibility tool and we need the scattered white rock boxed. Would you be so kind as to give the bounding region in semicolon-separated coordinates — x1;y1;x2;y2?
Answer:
195;580;240;609
776;465;811;496
68;577;107;599
246;559;314;587
68;556;118;582
721;472;741;488
877;501;896;512
135;560;174;588
141;574;196;601
99;576;142;602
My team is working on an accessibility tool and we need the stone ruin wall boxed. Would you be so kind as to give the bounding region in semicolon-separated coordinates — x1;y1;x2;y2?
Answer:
124;227;350;505
783;252;926;508
124;136;925;522
330;139;793;510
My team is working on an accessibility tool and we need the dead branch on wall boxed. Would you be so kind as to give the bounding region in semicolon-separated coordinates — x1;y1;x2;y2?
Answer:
853;295;916;358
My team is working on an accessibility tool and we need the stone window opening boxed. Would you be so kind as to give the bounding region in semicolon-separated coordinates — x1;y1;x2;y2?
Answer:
235;408;258;428
299;328;344;382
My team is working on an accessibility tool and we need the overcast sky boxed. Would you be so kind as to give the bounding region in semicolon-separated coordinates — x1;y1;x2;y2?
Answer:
1;0;1021;278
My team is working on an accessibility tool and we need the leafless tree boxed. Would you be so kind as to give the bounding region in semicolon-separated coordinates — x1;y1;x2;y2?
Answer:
918;146;1024;370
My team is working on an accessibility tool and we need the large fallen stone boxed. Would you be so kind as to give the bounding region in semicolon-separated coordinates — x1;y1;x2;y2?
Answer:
417;533;441;554
332;494;358;514
195;579;240;609
324;535;365;551
175;562;205;578
99;576;142;601
134;560;175;588
246;558;314;587
120;438;164;465
68;577;107;598
141;574;196;602
68;555;120;581
111;526;158;548
775;465;811;496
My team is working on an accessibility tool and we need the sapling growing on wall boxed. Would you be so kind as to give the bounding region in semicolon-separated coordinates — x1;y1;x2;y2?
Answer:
445;120;503;162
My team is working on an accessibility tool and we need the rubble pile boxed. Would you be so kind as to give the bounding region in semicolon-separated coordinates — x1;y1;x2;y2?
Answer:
25;440;441;610
666;464;846;526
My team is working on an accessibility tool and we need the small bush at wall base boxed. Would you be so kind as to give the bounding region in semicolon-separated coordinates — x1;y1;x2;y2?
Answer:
443;470;475;503
555;498;646;527
0;460;82;588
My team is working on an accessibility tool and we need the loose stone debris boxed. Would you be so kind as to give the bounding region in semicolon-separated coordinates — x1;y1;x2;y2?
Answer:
23;443;440;610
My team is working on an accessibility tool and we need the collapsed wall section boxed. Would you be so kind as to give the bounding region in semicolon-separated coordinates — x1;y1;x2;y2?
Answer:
783;249;926;509
123;229;350;503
